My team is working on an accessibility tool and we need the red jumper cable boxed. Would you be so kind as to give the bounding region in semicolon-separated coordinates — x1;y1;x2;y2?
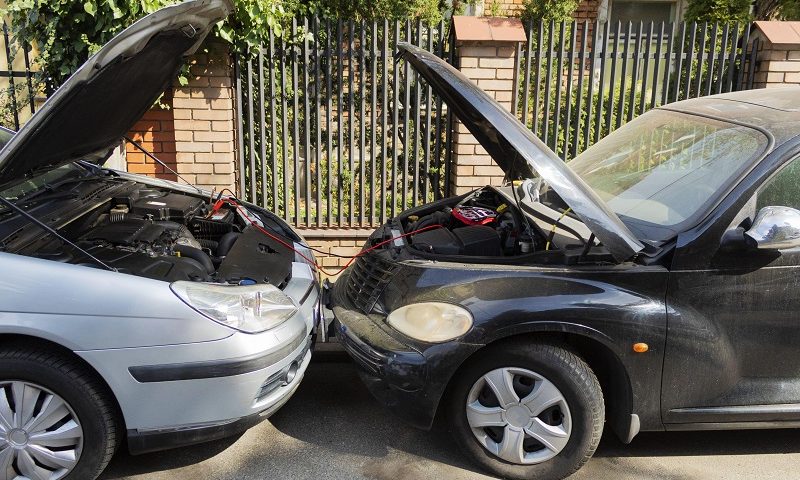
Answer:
219;198;441;277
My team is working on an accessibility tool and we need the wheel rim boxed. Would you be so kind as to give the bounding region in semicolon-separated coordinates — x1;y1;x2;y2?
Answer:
465;367;571;465
0;381;84;480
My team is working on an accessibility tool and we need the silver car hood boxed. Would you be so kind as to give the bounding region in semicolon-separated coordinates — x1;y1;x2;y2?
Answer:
397;43;644;262
0;0;231;190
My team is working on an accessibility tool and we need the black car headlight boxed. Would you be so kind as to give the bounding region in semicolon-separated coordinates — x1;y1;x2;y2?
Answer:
386;302;473;342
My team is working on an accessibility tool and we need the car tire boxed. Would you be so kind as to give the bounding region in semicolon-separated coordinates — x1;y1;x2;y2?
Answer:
0;347;119;480
446;341;604;480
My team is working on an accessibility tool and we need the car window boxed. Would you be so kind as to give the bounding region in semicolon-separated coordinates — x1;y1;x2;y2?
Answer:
567;110;768;241
0;163;85;213
757;156;800;211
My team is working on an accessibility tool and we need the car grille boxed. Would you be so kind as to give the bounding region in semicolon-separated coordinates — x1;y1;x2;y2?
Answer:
345;254;398;314
338;327;385;376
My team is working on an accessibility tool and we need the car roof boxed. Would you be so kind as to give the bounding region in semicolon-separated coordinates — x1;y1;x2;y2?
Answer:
662;87;800;147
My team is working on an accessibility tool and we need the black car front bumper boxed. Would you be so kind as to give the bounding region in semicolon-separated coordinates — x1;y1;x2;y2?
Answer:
333;273;440;430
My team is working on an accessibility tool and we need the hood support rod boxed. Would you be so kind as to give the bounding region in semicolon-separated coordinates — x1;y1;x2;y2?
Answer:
0;196;116;272
124;136;204;194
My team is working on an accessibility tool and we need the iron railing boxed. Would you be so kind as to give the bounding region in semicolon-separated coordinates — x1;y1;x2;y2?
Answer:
236;19;454;229
0;21;40;130
515;20;759;161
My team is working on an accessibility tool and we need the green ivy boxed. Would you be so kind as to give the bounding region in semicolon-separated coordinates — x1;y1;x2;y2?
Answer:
2;0;444;94
3;0;175;92
520;0;579;25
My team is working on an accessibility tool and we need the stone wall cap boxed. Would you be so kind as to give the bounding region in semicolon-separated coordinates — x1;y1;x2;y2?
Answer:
452;16;527;43
754;21;800;45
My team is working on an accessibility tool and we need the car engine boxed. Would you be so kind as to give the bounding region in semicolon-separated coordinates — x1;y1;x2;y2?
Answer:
24;183;295;285
404;187;537;258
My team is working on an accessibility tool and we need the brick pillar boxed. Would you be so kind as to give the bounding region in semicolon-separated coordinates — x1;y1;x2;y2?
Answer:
450;17;526;196
127;40;237;194
750;21;800;88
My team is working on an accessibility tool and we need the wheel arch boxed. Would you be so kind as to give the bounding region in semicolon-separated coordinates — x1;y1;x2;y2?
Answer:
440;329;636;443
0;333;127;433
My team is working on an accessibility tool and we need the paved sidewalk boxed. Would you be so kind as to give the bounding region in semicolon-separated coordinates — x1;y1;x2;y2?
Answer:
101;357;800;480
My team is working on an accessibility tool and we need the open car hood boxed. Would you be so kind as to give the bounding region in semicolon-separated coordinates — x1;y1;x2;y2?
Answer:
397;43;644;262
0;0;231;190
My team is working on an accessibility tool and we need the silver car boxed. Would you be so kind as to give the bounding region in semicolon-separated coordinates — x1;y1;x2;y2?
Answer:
0;1;320;479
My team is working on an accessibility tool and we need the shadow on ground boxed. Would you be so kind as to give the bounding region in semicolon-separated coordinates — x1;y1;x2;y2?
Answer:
101;358;800;480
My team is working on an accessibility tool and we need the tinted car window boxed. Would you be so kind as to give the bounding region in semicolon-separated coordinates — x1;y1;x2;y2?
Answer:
757;156;800;211
568;110;768;241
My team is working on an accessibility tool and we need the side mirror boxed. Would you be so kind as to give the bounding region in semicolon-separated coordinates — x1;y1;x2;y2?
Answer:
744;206;800;251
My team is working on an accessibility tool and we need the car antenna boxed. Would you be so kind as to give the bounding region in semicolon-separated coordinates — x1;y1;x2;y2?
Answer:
0;196;116;272
124;136;204;194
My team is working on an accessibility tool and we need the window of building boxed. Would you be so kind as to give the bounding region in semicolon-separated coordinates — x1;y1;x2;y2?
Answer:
609;0;677;35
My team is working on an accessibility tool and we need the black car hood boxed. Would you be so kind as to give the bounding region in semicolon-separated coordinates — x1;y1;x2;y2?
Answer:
397;43;644;262
0;0;231;190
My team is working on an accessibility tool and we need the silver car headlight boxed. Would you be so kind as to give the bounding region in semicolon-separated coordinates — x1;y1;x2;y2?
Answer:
171;281;297;333
386;302;473;343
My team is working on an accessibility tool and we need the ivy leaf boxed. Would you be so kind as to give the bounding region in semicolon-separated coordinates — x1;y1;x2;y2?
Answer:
218;25;233;43
83;1;97;16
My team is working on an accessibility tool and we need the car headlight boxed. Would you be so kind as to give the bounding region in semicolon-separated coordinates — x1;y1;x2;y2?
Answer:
171;281;297;333
386;302;473;342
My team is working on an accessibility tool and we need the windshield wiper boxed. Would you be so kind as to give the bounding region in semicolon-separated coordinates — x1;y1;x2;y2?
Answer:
15;175;92;203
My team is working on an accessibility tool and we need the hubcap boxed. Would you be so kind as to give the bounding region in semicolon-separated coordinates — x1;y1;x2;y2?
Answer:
465;367;571;465
0;381;84;480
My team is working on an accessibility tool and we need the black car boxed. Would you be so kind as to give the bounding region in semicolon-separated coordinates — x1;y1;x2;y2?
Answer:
332;43;800;480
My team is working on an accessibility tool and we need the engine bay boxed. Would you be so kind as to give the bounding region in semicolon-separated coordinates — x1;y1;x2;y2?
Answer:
401;185;614;265
16;181;296;286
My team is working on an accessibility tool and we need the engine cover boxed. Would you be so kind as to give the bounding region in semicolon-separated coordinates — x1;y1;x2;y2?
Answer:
411;225;502;256
130;193;204;222
216;226;293;287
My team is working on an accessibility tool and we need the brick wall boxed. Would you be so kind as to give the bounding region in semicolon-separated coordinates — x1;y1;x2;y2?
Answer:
298;229;373;280
127;93;177;180
750;22;800;88
450;17;526;195
126;40;236;194
574;0;601;22
451;44;515;195
490;0;525;16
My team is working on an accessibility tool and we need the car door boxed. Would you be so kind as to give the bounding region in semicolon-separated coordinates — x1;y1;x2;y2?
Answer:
662;153;800;426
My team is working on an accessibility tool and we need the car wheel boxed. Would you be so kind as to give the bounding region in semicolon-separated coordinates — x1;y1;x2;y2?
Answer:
447;342;604;480
0;347;118;480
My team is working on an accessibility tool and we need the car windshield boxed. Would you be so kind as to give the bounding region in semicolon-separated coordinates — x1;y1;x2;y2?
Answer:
0;163;86;214
566;109;768;242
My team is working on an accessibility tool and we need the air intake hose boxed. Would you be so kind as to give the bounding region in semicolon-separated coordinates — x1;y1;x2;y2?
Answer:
174;245;215;274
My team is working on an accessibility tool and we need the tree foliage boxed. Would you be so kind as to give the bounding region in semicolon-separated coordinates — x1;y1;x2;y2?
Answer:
2;0;444;93
754;0;800;20
520;0;579;25
684;0;751;23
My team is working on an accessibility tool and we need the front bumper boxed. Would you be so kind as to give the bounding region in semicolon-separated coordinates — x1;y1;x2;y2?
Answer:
333;272;437;430
127;336;312;454
78;262;320;454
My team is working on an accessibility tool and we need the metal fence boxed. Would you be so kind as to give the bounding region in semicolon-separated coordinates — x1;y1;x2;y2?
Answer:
238;18;759;229
236;19;454;229
515;20;759;161
0;21;40;130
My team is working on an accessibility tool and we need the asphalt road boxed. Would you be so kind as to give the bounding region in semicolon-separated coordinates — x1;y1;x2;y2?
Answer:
101;354;800;480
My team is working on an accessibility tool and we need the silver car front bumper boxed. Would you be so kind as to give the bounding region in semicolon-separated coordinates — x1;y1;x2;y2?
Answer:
77;262;320;453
